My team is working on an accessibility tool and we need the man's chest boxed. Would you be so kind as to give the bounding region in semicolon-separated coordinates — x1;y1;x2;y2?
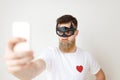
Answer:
50;54;89;80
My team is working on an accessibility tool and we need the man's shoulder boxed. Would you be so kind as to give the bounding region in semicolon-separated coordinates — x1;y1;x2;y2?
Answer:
77;47;92;56
45;46;58;53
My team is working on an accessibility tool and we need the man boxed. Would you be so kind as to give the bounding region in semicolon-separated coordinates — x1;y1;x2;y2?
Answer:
5;15;105;80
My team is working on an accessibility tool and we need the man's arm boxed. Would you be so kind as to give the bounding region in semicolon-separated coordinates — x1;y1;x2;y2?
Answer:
13;59;46;80
95;69;106;80
4;38;46;80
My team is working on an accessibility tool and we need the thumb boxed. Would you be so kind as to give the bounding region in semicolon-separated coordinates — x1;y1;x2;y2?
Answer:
7;37;26;52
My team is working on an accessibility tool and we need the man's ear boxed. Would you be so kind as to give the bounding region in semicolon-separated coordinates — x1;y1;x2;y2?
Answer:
75;30;79;36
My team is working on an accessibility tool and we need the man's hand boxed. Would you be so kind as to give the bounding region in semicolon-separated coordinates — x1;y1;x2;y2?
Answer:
4;38;46;80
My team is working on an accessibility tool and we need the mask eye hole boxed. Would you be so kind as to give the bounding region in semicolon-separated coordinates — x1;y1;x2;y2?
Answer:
65;31;73;36
57;31;63;36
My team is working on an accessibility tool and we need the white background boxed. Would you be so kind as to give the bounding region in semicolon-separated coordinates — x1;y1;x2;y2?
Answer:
0;0;120;80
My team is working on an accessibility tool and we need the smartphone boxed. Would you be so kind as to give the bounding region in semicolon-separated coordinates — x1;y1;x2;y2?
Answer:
12;22;31;52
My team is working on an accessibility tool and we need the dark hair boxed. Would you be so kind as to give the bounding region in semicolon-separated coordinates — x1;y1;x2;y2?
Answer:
56;14;78;28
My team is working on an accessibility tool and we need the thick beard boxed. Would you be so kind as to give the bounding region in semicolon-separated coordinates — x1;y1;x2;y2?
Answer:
59;39;75;53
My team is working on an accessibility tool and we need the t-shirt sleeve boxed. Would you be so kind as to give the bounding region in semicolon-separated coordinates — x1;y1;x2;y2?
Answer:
87;52;101;74
39;47;53;70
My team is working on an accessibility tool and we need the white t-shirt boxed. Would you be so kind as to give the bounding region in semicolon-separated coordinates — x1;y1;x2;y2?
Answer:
33;46;100;80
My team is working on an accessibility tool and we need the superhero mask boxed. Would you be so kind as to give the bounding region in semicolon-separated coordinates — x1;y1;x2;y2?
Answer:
56;24;77;37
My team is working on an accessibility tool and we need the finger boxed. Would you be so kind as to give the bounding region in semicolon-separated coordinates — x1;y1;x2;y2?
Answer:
5;50;33;60
7;62;34;73
7;38;26;52
14;50;33;59
4;52;19;60
6;55;34;66
7;66;24;73
6;60;26;67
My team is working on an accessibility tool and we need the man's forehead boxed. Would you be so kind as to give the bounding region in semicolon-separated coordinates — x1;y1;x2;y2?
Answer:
58;22;71;28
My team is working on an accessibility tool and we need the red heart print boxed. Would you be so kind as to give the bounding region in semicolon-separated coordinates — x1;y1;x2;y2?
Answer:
76;65;83;72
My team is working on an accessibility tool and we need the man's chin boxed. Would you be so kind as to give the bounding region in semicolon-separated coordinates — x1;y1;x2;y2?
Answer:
59;43;70;52
59;39;75;52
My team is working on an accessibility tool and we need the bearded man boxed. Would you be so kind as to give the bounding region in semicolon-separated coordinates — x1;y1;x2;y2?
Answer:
5;14;105;80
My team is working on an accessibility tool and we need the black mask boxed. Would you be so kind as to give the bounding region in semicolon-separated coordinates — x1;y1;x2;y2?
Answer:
56;24;76;37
